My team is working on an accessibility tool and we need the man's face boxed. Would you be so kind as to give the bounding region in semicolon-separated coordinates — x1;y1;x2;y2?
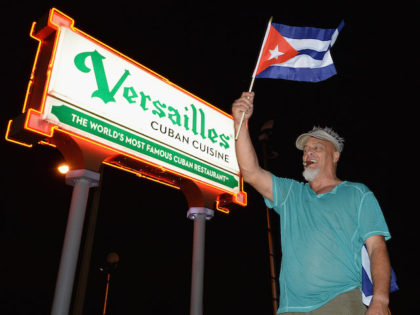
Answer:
302;137;339;180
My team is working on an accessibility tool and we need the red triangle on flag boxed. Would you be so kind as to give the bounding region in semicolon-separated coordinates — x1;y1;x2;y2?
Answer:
255;25;299;75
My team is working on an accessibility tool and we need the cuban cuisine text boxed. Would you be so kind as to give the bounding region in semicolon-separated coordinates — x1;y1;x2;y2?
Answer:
73;49;233;165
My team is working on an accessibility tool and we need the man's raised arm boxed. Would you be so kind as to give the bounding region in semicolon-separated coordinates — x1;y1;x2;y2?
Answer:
232;92;273;201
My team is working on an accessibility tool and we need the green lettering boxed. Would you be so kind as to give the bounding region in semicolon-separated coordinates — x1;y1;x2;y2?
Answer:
123;87;138;104
219;134;230;149
199;108;206;140
190;104;198;136
152;100;166;118
168;106;181;126
207;128;218;143
139;91;151;111
74;50;130;104
183;107;190;131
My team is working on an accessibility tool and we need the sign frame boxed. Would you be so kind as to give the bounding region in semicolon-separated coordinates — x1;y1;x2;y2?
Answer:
6;8;246;213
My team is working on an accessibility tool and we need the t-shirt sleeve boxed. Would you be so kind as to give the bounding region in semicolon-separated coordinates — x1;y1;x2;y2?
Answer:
264;174;295;212
358;191;391;242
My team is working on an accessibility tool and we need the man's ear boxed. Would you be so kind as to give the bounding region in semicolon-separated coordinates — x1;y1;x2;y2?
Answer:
333;151;340;163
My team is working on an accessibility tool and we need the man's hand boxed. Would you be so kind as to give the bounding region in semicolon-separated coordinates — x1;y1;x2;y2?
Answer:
231;92;255;126
366;298;390;315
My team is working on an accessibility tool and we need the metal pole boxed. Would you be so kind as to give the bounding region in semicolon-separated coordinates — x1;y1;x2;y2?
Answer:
262;138;279;314
72;167;104;315
265;206;279;314
187;207;214;315
100;252;119;315
51;169;100;315
102;273;111;315
259;120;279;315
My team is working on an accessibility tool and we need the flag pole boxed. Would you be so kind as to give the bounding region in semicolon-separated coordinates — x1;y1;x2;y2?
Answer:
234;79;255;140
235;16;273;140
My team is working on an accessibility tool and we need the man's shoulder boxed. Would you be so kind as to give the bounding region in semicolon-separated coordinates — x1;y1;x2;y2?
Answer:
341;180;371;195
272;174;305;187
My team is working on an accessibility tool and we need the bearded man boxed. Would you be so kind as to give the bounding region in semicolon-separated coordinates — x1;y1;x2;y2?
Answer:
232;92;391;315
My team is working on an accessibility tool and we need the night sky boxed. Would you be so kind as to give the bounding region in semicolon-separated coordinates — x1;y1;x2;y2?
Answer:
1;1;417;314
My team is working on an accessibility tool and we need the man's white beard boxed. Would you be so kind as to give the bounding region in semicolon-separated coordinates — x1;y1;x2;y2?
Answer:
303;167;320;182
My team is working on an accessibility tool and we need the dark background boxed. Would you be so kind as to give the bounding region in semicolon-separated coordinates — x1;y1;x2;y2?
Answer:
1;1;417;314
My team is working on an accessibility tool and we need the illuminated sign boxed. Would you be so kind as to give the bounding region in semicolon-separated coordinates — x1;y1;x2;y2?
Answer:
47;22;238;192
6;8;246;209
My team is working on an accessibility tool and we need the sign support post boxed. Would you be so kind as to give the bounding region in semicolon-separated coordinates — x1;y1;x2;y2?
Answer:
51;169;100;315
187;207;214;315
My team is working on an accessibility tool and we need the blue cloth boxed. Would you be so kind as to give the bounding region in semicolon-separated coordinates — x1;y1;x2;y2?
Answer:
361;245;399;306
264;175;391;313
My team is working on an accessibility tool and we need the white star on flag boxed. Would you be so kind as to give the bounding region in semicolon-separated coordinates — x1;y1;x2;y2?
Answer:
268;45;284;60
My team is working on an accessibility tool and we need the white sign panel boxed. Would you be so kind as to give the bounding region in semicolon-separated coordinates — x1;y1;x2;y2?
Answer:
43;27;240;192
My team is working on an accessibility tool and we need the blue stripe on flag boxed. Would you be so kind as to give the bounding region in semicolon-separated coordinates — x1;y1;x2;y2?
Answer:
297;49;329;61
362;265;374;296
362;244;399;306
390;268;399;292
256;63;337;82
272;21;345;40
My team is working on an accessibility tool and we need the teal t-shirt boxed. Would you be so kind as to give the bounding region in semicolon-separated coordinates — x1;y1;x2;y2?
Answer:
264;175;390;314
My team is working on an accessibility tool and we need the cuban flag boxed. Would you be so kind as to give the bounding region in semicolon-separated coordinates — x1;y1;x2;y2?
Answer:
252;19;344;82
361;244;399;306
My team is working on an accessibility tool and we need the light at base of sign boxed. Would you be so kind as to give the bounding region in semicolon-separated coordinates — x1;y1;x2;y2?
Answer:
57;163;70;174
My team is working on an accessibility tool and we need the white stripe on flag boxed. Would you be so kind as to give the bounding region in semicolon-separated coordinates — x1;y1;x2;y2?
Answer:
284;37;333;52
270;52;334;69
361;245;373;306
